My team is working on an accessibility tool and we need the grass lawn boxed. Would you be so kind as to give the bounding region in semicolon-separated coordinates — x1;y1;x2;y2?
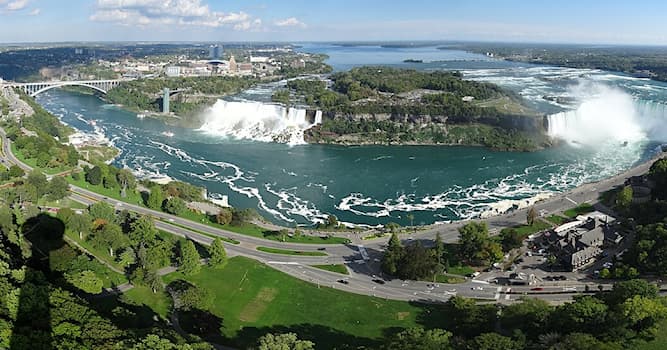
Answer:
632;320;667;350
447;265;475;276
563;203;595;218
510;221;552;236
434;274;466;284
123;285;171;319
161;256;443;349
11;143;71;175
545;215;568;226
311;264;349;275
67;175;145;206
37;197;87;209
178;209;351;245
256;246;327;256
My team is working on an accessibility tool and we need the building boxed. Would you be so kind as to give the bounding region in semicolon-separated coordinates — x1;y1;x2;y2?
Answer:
543;212;617;271
209;45;222;60
165;66;181;77
229;55;238;73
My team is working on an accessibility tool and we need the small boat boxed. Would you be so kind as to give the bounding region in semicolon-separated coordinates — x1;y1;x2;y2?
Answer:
137;113;146;119
161;131;174;137
621;141;628;147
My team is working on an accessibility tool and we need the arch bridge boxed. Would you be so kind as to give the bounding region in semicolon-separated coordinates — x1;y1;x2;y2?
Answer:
6;79;128;97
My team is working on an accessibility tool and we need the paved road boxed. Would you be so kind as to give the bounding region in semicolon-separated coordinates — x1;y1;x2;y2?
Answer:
2;127;658;303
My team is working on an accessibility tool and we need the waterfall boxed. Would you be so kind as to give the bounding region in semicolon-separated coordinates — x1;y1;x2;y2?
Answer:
198;100;322;145
546;86;667;146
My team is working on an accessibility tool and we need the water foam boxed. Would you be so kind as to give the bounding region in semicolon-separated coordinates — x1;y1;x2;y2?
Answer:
198;100;321;146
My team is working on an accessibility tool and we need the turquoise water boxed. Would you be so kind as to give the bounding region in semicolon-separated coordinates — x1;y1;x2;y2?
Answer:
36;45;667;227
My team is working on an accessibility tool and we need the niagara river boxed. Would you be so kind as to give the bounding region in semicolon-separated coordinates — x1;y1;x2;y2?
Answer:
35;44;667;227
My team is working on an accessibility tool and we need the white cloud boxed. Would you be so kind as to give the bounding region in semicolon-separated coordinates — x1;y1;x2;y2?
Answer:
90;0;260;30
274;17;306;28
28;7;39;15
6;0;29;11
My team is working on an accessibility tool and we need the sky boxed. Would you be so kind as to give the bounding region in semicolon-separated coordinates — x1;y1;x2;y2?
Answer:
1;0;667;45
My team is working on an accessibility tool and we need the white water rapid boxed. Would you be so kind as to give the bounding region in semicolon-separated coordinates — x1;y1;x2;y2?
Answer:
547;85;667;146
198;100;322;146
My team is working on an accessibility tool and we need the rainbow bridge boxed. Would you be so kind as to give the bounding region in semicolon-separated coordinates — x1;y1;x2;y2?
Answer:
4;79;129;97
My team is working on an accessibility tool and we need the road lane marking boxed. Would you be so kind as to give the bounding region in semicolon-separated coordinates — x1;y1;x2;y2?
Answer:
565;197;578;205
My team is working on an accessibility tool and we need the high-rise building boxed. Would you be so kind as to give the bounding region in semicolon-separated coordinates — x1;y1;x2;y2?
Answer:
209;44;222;60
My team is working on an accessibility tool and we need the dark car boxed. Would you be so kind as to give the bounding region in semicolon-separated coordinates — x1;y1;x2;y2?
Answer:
317;247;326;251
372;279;386;285
337;279;349;285
531;287;544;291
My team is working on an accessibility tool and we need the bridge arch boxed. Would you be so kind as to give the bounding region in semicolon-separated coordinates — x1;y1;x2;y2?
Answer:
30;82;109;97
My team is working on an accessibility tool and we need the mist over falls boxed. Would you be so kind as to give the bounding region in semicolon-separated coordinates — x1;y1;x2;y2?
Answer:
198;100;322;146
547;85;667;146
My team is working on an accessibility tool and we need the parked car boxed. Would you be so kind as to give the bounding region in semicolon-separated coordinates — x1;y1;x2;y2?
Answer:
372;279;385;285
337;279;349;285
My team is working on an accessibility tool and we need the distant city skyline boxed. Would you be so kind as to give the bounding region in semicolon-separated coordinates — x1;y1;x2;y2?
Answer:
1;0;667;45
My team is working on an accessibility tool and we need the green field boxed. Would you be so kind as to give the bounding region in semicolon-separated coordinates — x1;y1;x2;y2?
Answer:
311;264;349;275
160;257;442;349
632;320;667;350
447;265;475;276
122;285;171;319
257;246;327;256
545;214;568;225
563;203;595;218
67;175;145;206
501;220;552;238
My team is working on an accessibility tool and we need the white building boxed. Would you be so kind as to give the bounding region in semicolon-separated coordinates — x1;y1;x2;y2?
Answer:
165;66;181;77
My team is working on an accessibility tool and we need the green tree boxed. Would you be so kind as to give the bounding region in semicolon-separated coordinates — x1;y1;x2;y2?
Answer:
256;333;315;350
147;186;164;210
396;241;438;280
26;170;48;197
606;279;659;307
434;232;444;265
469;333;523;350
615;185;633;209
527;206;538;226
65;270;103;294
85;165;103;185
163;197;186;215
69;213;92;240
88;201;115;223
326;214;338;228
116;168;136;198
553;296;609;334
118;248;136;269
500;228;523;251
215;208;233;225
47;176;70;201
406;213;415;227
621;295;667;334
129;215;158;246
501;298;553;339
208;238;227;268
381;232;403;275
178;240;201;275
8;164;24;178
383;327;452;350
458;221;489;264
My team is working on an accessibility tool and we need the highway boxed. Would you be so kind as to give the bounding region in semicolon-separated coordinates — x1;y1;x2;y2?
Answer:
1;127;656;303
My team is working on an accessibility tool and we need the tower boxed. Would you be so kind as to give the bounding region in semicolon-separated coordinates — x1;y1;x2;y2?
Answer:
229;55;237;73
162;88;170;114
